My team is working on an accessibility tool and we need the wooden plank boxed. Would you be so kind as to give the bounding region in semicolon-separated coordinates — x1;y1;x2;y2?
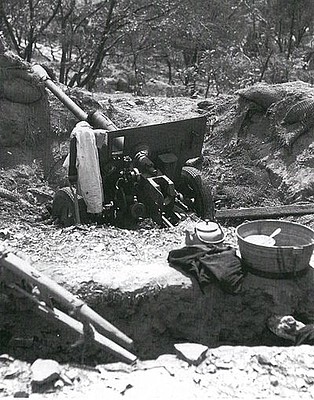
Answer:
215;203;314;220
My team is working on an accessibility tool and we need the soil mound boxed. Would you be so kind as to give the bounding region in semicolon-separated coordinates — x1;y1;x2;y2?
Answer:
201;81;314;207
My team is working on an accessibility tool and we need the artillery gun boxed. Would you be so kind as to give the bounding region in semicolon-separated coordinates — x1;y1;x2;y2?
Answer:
31;65;214;227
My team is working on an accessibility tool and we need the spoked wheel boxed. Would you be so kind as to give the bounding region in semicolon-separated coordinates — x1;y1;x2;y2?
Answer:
51;187;88;226
178;166;214;219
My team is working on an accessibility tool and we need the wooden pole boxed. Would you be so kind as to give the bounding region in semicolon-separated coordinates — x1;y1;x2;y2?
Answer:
216;203;314;220
1;252;134;349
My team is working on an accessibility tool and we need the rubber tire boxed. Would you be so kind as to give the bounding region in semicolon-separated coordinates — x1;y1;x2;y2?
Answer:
179;166;214;219
51;187;88;226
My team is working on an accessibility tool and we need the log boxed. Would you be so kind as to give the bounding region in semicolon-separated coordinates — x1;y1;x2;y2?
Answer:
215;203;314;220
2;252;134;350
10;283;137;364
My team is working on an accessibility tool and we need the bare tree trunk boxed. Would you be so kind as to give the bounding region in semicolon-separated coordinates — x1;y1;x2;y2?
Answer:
23;0;61;62
24;30;34;62
24;0;35;61
80;0;116;89
287;1;297;59
259;51;273;81
0;0;22;57
165;55;173;84
59;37;67;83
205;74;211;98
59;1;76;84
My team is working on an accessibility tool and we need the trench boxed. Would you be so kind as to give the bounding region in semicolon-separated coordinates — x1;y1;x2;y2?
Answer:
1;267;314;366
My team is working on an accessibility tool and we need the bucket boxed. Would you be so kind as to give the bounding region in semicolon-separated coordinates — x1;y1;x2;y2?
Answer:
236;220;314;278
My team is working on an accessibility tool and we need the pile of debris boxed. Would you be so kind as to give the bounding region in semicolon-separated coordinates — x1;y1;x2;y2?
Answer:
3;344;314;398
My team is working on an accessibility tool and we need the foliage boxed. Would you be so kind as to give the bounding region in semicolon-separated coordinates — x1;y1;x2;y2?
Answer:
0;0;61;61
0;0;314;95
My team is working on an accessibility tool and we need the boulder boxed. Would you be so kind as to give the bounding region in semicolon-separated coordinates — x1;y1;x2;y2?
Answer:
174;343;208;366
31;359;61;385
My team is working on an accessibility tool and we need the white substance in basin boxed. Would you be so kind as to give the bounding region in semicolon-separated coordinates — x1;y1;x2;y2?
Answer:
244;234;276;247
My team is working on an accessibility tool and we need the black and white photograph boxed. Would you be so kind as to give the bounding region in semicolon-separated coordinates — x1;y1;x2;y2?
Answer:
1;0;314;398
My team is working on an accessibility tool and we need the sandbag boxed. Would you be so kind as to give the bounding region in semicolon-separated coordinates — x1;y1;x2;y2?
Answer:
2;78;43;104
267;94;314;147
236;84;286;110
282;97;314;125
0;47;44;104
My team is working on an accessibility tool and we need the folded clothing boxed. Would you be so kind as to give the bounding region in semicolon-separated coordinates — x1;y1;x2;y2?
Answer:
168;245;244;294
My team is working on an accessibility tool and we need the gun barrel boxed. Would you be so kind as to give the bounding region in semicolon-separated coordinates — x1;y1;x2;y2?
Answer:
31;65;88;121
31;64;122;150
45;78;89;121
31;65;118;131
1;252;133;349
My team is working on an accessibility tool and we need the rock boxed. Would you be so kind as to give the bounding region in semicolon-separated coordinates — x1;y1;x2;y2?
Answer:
14;390;29;398
270;376;279;387
59;372;73;386
0;228;11;239
214;359;233;370
206;363;217;374
63;369;78;382
4;361;22;378
134;99;146;106
197;100;214;110
195;362;217;374
0;354;14;362
31;359;61;385
155;354;187;375
0;383;6;392
99;362;133;373
156;354;179;363
116;78;129;92
174;343;208;366
257;354;273;365
54;379;65;389
295;377;307;390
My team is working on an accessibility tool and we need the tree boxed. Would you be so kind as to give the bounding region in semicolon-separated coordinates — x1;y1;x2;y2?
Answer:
2;0;314;93
0;0;61;62
61;0;179;90
165;0;248;94
78;0;117;89
59;0;76;84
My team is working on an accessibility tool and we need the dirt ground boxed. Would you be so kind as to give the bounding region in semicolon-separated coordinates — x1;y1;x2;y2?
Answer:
1;88;314;398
